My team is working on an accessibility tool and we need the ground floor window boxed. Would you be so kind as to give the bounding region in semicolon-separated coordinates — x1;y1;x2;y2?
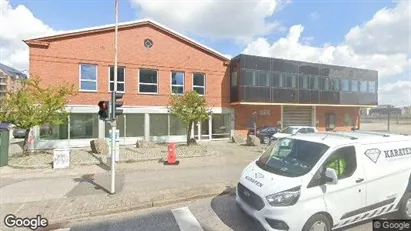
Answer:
126;114;145;137
170;115;186;136
105;115;125;138
212;114;231;139
150;114;168;136
325;113;336;131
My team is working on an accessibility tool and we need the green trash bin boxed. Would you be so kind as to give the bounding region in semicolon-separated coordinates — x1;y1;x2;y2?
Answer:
0;128;9;167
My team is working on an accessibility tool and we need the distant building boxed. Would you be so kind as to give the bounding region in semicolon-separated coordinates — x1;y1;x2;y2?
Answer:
402;107;411;115
0;63;27;97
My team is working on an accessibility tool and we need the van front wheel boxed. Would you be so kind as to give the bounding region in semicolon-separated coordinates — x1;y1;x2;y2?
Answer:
302;214;331;231
398;192;411;219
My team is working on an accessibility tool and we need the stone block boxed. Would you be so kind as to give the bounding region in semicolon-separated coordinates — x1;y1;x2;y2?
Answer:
246;135;260;146
90;139;108;154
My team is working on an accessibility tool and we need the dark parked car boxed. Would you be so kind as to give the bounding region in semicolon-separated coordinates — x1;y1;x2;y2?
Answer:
247;126;280;144
13;127;27;138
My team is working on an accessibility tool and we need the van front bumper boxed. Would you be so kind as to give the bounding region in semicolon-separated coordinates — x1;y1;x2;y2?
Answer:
236;190;305;231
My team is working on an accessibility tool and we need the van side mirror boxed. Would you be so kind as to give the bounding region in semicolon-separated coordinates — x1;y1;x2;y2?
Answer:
325;168;338;185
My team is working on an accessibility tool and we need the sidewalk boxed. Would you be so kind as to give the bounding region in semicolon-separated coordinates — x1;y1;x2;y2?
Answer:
0;141;263;231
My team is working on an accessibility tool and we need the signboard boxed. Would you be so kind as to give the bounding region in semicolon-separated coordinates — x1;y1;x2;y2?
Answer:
108;129;120;142
53;149;70;169
259;109;270;116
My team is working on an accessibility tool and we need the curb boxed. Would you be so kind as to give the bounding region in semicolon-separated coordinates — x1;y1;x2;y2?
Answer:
7;151;218;170
39;183;236;231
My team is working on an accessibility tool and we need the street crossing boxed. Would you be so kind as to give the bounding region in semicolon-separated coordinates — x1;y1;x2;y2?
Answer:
60;194;372;231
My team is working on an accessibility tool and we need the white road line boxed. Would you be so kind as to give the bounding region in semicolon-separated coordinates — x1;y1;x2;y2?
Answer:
51;229;71;231
171;207;204;231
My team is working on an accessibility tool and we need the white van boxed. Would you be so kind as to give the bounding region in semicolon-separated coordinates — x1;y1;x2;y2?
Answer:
236;131;411;231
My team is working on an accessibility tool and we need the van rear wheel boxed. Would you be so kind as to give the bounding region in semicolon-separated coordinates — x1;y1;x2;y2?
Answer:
302;214;331;231
398;192;411;219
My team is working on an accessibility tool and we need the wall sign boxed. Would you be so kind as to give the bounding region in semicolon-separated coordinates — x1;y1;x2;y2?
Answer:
259;109;270;116
144;39;153;48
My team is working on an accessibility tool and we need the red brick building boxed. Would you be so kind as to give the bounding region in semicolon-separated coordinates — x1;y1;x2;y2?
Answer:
24;19;378;148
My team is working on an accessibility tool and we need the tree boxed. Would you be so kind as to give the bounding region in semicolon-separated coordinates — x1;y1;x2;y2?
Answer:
168;90;211;145
0;76;76;154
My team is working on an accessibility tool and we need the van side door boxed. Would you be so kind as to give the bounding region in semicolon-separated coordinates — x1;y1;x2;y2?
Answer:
319;145;366;229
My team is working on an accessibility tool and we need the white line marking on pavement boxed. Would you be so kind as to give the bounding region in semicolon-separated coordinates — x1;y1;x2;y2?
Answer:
171;207;204;231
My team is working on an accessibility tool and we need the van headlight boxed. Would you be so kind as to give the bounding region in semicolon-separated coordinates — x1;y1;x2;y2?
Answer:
265;186;301;206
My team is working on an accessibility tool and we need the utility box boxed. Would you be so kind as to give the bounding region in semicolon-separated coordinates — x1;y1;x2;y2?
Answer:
0;129;10;167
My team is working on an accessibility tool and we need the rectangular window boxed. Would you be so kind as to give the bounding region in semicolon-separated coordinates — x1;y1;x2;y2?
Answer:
170;115;186;136
70;113;99;139
351;80;359;92
212;114;231;139
244;70;255;85
150;114;168;136
256;72;269;86
105;115;125;137
109;66;125;92
299;75;308;89
270;72;282;87
231;71;237;87
126;114;145;137
283;73;296;88
193;73;206;95
341;79;349;91
139;68;158;94
79;64;97;91
325;113;336;131
360;81;367;92
330;78;340;91
309;76;320;90
171;71;184;94
368;81;376;93
322;77;330;91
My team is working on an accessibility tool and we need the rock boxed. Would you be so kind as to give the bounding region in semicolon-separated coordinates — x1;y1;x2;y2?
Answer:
231;132;246;143
90;139;109;154
246;135;260;146
188;138;197;145
136;139;156;148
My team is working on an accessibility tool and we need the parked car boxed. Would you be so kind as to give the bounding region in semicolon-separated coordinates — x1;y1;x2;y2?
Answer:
13;127;27;138
272;126;318;141
247;126;280;144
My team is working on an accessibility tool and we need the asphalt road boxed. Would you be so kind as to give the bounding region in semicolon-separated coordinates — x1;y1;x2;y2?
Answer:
66;193;374;231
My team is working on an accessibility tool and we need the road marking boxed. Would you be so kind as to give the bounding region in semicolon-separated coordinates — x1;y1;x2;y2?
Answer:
171;207;204;231
51;229;71;231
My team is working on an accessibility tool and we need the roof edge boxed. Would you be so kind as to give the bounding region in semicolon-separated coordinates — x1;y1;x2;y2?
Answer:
24;18;230;61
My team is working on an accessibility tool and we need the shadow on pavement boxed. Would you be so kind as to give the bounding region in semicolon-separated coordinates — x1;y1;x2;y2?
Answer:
210;186;266;231
69;173;125;196
87;151;110;171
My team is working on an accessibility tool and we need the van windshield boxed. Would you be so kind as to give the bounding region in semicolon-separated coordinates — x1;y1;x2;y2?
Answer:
256;138;329;177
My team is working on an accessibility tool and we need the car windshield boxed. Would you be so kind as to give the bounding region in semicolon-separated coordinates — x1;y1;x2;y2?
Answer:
280;127;299;134
256;138;329;177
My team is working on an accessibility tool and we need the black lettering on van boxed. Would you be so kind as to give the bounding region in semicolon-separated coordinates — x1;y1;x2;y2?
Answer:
384;150;391;158
384;147;411;159
245;176;263;187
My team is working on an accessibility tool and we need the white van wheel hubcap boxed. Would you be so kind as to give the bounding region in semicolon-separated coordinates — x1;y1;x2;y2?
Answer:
310;221;327;231
406;198;411;216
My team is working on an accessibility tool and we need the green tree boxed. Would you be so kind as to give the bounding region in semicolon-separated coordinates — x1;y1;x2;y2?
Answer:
168;90;211;145
0;76;76;154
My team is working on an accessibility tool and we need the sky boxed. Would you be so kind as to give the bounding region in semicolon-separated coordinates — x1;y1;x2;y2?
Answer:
0;0;410;106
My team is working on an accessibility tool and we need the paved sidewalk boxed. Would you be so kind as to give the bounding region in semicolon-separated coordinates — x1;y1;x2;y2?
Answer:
0;141;263;231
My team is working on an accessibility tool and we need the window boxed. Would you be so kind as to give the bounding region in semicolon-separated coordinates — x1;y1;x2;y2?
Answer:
70;113;99;139
139;69;158;93
341;79;349;91
126;114;145;137
324;146;357;180
150;114;168;136
256;72;269;86
231;71;237;87
171;71;184;94
283;73;297;88
368;81;376;93
322;77;330;91
351;80;358;92
244;70;255;85
109;66;125;92
306;128;316;133
193;73;206;95
270;72;282;87
330;78;339;91
309;76;320;90
79;64;97;91
325;113;336;131
170;115;186;136
105;115;125;138
360;81;367;92
299;75;309;89
344;113;353;126
212;114;231;139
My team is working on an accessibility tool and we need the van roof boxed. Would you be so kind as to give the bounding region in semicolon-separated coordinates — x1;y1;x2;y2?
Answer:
288;131;410;147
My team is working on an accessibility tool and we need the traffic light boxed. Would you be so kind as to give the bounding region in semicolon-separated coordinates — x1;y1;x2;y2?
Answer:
111;91;123;118
98;101;110;120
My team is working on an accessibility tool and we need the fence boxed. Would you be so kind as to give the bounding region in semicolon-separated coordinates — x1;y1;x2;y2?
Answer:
360;115;411;134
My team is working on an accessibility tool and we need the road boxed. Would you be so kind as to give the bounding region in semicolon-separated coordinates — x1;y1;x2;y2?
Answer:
65;193;373;231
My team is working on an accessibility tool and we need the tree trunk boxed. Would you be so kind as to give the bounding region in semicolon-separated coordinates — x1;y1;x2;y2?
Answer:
22;129;31;155
186;122;193;146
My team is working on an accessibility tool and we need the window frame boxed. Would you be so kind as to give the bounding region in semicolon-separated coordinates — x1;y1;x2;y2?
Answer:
170;71;185;95
79;63;98;92
368;81;376;93
360;80;368;93
192;72;206;96
351;80;359;92
323;146;357;180
341;79;350;92
299;75;309;89
256;71;269;87
325;112;336;131
108;66;126;93
138;68;159;94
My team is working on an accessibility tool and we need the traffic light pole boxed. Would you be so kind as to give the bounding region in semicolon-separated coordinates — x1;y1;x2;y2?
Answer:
110;0;119;195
